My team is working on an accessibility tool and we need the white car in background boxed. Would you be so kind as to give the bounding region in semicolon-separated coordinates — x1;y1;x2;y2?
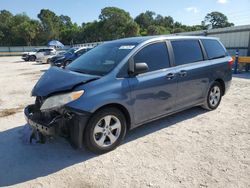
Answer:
35;48;58;64
22;48;56;62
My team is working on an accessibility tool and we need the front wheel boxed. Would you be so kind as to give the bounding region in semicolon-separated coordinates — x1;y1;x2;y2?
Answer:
29;55;36;61
202;81;222;110
84;107;127;154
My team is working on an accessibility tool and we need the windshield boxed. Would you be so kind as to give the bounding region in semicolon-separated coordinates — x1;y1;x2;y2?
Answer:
67;42;137;76
66;48;78;55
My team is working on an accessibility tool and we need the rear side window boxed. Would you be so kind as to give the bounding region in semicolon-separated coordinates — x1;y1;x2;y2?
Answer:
134;42;170;72
171;40;203;66
201;39;226;59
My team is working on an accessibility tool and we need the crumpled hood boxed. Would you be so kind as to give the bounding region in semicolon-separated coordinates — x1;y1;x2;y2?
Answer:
32;67;100;96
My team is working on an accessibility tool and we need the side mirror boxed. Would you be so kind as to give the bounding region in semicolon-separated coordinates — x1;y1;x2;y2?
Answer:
135;62;149;75
129;62;148;76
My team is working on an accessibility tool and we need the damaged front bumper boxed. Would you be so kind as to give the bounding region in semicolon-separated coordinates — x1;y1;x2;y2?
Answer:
24;105;59;136
24;104;91;148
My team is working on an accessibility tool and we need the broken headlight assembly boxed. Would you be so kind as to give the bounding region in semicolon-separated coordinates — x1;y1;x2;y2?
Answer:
40;90;84;111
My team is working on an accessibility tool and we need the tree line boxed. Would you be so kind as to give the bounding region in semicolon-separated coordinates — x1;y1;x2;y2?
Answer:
0;7;234;46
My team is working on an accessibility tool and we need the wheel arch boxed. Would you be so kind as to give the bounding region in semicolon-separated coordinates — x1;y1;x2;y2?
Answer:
29;55;36;61
214;78;225;95
92;103;132;131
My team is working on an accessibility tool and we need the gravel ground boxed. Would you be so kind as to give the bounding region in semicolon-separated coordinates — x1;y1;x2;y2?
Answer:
0;56;249;188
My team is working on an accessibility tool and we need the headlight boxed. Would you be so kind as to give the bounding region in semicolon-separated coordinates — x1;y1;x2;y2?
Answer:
40;90;84;111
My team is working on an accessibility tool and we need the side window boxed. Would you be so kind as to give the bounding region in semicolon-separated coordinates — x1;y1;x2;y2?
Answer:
133;42;170;72
171;40;203;66
44;49;50;55
201;39;226;59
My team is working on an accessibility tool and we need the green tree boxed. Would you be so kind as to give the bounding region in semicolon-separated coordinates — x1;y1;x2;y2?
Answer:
58;15;81;44
124;21;140;37
202;11;234;29
147;25;170;35
38;9;61;40
0;10;13;45
99;7;139;40
81;21;103;42
0;8;235;45
135;11;155;30
154;15;174;28
10;14;41;45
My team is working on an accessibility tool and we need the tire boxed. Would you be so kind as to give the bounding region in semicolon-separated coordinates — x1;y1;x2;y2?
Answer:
29;55;36;61
84;107;127;154
46;58;51;64
202;81;222;110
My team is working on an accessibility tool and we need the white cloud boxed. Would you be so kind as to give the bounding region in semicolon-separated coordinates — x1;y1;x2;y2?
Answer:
185;7;199;14
217;0;228;4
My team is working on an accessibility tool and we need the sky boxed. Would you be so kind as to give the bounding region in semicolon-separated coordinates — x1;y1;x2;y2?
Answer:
1;0;250;26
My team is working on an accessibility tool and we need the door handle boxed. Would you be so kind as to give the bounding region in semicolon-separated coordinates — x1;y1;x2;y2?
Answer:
166;73;175;80
179;70;187;77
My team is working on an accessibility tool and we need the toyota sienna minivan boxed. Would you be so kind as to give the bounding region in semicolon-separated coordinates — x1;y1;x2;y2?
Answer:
24;36;232;153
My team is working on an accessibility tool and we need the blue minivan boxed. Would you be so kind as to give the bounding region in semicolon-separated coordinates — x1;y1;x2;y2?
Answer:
24;36;232;153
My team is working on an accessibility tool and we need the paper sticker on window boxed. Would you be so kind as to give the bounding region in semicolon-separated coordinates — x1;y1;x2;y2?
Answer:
119;45;135;50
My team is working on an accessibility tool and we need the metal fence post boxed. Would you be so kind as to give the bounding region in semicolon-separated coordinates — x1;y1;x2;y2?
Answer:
234;49;239;74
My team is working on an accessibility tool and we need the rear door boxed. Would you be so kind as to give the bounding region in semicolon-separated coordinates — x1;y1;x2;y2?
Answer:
170;39;210;109
128;42;178;125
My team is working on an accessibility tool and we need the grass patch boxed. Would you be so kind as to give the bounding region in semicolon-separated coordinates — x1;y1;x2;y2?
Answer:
0;106;24;117
19;71;41;76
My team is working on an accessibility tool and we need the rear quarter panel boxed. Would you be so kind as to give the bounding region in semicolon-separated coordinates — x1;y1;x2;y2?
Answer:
207;56;232;93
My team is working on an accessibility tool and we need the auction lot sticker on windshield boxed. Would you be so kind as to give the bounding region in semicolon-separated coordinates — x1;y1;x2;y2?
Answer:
119;45;135;50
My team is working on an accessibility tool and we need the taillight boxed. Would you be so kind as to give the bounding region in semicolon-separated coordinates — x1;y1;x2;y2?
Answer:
228;57;234;68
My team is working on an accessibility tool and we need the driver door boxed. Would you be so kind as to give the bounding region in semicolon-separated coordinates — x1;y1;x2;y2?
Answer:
128;42;178;125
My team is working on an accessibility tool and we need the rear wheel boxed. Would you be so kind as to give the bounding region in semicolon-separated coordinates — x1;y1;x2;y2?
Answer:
84;107;127;154
202;81;222;110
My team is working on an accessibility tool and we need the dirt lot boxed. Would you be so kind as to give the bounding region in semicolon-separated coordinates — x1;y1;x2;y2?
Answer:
0;56;249;188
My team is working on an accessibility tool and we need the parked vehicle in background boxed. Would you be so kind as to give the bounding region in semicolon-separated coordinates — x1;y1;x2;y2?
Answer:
22;49;38;61
49;47;79;65
24;36;232;154
35;48;57;64
47;50;66;64
22;48;56;62
50;47;93;67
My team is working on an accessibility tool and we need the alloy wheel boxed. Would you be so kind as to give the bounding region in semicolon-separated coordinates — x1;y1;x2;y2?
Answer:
93;115;121;148
209;85;221;107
